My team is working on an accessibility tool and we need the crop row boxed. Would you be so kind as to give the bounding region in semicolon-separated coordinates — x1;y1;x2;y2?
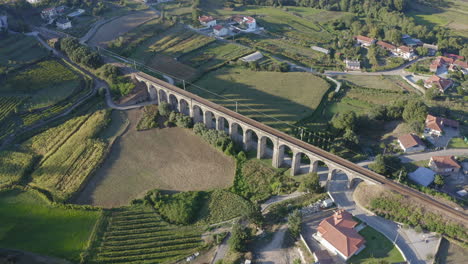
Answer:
107;219;167;231
101;233;201;247
101;236;201;252
0;97;24;122
97;242;200;259
110;213;161;223
96;247;198;264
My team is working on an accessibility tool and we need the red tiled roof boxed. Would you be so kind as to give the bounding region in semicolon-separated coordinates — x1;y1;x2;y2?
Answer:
425;75;453;92
245;16;255;23
377;41;396;51
453;60;468;68
354;35;375;43
317;210;365;258
425;114;459;132
431;156;461;169
199;15;214;23
213;25;224;30
398;134;424;149
398;45;412;53
444;53;464;60
43;7;55;12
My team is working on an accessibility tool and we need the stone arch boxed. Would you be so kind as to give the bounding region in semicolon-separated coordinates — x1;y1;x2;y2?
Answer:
243;129;258;153
217;116;230;133
158;89;168;104
291;152;315;176
278;144;294;168
204;110;216;129
192;105;204;123
179;99;189;116
230;122;244;143
169;94;179;112
349;177;363;189
258;135;275;160
147;84;158;101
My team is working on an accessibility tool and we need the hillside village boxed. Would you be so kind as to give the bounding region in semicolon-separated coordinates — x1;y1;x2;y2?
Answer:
0;0;467;264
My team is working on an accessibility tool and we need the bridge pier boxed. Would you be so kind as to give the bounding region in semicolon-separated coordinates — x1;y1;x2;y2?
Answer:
243;130;252;151
291;152;300;176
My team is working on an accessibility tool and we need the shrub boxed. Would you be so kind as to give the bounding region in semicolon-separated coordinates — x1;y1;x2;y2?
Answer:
229;221;250;252
150;190;204;225
136;105;158;131
159;102;171;117
288;210;302;239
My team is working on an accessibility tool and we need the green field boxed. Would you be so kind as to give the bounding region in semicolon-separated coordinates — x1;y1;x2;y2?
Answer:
29;110;109;202
0;34;48;71
406;1;468;37
86;206;203;264
349;226;405;264
0;189;100;262
1;60;81;110
192;66;330;130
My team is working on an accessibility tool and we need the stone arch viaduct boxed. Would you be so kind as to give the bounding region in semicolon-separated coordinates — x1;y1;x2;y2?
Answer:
135;72;380;188
133;72;467;222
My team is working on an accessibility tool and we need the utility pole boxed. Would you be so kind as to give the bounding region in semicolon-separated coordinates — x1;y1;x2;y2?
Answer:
183;80;186;90
235;101;238;112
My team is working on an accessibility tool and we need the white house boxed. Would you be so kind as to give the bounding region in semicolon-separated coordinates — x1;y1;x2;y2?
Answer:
56;18;72;30
344;59;360;71
213;25;228;37
396;45;415;60
41;7;58;20
198;15;216;27
429;156;461;175
425;114;459;136
27;0;42;4
243;16;256;32
398;133;425;153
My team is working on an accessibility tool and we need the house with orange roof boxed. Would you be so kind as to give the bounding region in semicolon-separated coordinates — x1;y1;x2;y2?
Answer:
377;40;397;53
198;15;216;27
396;45;415;60
213;25;228;37
425;114;459;136
429;156;461;175
354;35;376;47
314;210;366;260
398;134;425;153
424;75;453;92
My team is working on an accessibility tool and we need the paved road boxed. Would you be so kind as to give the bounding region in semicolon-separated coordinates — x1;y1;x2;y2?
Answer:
328;173;440;264
399;149;468;163
260;191;305;212
211;233;230;264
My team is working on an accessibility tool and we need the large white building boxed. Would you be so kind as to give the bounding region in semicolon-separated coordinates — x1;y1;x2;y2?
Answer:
56;18;72;30
27;0;42;4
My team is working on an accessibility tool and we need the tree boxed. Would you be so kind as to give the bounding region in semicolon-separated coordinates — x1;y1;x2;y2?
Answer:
159;102;171;117
402;100;428;123
229;222;250;252
299;173;323;193
425;87;439;101
434;174;444;187
288;210;302;239
343;128;359;146
331;111;357;131
369;154;403;178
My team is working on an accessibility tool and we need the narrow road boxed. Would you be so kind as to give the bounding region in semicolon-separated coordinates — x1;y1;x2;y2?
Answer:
211;233;231;264
399;149;468;163
260;191;305;212
254;225;293;264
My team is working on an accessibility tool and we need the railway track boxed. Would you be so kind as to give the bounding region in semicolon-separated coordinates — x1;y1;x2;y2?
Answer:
136;72;467;224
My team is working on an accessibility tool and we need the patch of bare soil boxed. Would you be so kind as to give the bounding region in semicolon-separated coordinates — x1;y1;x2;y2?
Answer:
88;10;159;47
75;109;236;208
147;54;198;81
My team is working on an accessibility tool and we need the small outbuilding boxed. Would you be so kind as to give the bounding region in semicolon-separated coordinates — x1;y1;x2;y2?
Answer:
398;134;425;153
429;156;461;175
240;51;263;62
321;199;334;208
409;167;436;187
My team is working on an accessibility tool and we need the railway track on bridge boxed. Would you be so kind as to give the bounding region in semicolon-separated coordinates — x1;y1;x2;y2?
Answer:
136;72;467;224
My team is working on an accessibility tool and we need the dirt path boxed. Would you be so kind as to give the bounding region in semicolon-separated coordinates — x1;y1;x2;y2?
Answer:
254;225;300;264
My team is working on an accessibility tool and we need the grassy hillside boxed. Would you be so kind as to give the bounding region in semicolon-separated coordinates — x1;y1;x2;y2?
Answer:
0;189;100;262
192;66;331;130
0;34;48;71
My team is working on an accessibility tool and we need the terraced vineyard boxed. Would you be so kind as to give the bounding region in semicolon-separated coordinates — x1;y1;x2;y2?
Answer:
0;96;24;123
88;207;203;264
148;28;215;57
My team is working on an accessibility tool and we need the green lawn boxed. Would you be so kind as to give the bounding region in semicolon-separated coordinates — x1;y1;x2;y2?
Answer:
349;226;405;264
192;66;330;130
448;137;468;149
0;189;100;262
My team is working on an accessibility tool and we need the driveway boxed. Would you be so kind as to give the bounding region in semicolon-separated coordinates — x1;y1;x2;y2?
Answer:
254;225;301;264
424;128;460;148
328;172;440;264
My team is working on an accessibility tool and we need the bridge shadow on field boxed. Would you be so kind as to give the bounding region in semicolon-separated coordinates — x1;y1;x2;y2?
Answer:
190;70;329;132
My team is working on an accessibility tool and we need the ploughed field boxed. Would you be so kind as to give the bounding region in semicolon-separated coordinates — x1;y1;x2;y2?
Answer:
75;109;236;207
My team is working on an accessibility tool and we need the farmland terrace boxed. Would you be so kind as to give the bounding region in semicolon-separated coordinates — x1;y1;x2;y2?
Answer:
134;72;467;224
